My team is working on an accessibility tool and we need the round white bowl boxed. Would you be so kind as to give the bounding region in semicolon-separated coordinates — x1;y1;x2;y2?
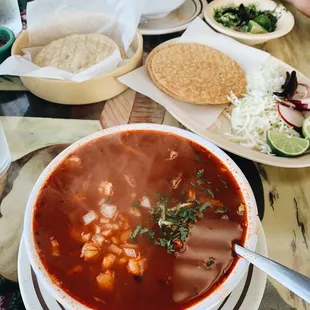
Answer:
23;123;259;310
142;0;186;19
204;0;295;46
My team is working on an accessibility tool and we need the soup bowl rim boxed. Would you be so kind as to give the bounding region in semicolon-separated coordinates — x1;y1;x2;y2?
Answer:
23;123;259;310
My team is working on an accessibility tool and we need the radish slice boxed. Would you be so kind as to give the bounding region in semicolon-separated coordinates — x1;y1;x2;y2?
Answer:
291;99;310;111
302;111;310;118
299;97;310;104
275;97;296;109
292;83;310;100
277;104;305;128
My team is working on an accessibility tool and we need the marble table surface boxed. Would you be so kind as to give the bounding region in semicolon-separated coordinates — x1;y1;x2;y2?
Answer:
0;1;309;310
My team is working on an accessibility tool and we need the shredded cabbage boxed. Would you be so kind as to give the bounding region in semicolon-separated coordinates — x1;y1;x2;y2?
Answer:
225;64;299;154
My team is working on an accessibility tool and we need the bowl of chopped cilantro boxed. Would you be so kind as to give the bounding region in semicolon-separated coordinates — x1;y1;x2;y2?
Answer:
0;26;15;64
204;0;294;45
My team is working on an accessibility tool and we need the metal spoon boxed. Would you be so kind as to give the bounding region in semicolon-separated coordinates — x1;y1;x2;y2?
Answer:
235;244;310;303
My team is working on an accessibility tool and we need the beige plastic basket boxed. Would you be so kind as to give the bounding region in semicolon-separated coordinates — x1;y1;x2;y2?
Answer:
11;31;143;105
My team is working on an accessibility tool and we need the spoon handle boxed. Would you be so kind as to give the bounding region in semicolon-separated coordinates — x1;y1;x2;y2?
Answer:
235;244;310;303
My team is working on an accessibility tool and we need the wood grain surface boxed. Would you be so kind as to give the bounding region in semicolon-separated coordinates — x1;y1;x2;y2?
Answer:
97;3;310;309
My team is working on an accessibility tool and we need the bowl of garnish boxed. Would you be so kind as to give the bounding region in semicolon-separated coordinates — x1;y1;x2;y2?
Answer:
0;26;15;64
204;0;295;45
23;124;259;310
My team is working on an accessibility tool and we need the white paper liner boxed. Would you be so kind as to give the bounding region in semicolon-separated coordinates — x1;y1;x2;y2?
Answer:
119;18;270;129
0;0;145;82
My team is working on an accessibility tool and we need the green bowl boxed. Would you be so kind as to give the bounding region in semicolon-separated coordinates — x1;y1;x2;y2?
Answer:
0;26;15;64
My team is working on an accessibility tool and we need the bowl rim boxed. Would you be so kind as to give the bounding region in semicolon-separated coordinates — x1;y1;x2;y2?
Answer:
204;0;295;41
11;30;143;83
0;26;15;52
23;123;259;310
142;0;186;16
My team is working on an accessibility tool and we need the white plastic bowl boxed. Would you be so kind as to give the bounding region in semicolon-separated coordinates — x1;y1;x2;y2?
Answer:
23;123;259;310
142;0;186;19
204;0;295;45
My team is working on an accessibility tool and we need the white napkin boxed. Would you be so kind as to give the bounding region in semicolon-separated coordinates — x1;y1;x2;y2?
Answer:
119;17;270;129
0;0;144;82
0;117;101;282
0;0;22;36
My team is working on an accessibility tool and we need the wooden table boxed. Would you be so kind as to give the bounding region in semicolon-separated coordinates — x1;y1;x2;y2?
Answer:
0;2;309;310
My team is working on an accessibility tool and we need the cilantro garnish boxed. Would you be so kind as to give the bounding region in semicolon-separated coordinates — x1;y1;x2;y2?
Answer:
148;229;155;240
159;238;167;247
196;169;204;179
194;155;201;163
130;225;142;240
197;179;204;185
199;202;211;213
140;228;149;234
207;188;215;198
179;226;188;241
220;179;228;186
131;194;211;254
215;206;229;214
130;225;149;240
205;258;215;268
132;201;140;208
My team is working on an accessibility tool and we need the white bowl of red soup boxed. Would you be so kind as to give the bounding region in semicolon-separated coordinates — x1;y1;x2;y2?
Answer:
23;124;259;310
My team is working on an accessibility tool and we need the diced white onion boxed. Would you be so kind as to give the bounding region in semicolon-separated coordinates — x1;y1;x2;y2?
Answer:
238;203;245;215
166;149;178;161
123;248;137;258
80;242;101;260
102;253;116;270
98;181;113;197
65;156;82;168
108;244;122;256
129;207;141;217
98;197;109;206
124;175;135;187
50;237;59;248
101;229;112;237
100;204;117;219
93;224;101;234
96;271;115;291
81;232;92;243
140;195;151;209
92;233;106;245
171;172;183;190
50;237;60;256
122;243;138;249
82;210;97;226
127;258;146;276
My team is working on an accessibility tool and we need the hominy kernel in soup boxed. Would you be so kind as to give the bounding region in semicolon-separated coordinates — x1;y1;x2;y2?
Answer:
33;131;247;310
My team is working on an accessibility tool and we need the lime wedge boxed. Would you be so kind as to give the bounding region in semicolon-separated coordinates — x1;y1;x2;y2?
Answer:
253;15;271;31
302;116;310;139
267;130;309;157
247;20;268;34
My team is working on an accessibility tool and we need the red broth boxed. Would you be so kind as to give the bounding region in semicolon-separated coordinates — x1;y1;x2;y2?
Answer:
33;130;247;310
